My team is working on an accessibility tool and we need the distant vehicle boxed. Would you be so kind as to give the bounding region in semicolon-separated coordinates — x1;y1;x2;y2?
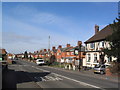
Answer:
36;59;45;65
93;64;109;74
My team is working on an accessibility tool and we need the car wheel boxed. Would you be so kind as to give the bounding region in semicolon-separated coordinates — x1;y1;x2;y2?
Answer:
100;71;104;75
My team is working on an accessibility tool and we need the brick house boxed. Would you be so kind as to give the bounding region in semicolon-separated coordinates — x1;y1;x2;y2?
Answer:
84;25;117;68
55;42;86;66
56;44;72;63
7;53;15;59
64;45;86;66
16;53;24;58
50;46;57;62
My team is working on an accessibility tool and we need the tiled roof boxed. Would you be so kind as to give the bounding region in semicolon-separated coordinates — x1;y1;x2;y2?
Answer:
84;25;113;43
52;49;57;53
60;47;73;52
66;46;85;52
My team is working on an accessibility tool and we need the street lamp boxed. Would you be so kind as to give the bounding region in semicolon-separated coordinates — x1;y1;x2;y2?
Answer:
78;41;82;71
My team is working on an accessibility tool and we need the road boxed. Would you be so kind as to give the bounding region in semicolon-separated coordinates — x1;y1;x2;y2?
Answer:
2;59;119;89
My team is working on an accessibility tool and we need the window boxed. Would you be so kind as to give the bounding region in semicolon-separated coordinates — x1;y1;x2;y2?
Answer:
85;44;88;50
100;41;104;48
108;56;112;62
90;43;95;49
71;52;74;55
87;54;91;62
57;53;61;55
94;54;98;63
101;65;105;68
102;41;104;47
67;52;70;55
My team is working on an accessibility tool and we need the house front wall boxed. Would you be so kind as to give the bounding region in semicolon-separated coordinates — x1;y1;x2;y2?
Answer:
85;41;117;67
56;49;62;62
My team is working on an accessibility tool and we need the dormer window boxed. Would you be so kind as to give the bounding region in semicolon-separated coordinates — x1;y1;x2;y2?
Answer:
90;43;95;49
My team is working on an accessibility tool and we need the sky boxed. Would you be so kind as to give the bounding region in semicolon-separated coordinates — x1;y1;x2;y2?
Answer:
2;2;118;54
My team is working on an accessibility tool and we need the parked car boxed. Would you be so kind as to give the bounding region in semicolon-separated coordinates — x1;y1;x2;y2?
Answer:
94;64;107;74
36;59;45;65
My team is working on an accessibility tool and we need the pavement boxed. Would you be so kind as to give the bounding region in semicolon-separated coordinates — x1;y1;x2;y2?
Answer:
23;59;119;82
2;59;120;89
46;66;119;83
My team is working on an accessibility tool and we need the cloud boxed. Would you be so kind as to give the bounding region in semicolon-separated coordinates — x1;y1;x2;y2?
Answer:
2;15;79;53
2;32;33;43
2;3;110;53
5;4;85;36
32;12;57;24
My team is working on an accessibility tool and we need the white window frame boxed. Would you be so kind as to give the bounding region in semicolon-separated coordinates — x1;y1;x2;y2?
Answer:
100;41;104;48
71;52;74;55
90;43;95;49
87;54;91;62
67;52;70;55
94;54;98;63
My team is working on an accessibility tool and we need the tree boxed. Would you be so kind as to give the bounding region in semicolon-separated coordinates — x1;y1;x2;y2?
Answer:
24;51;28;59
50;55;56;64
29;55;32;60
102;18;120;74
103;18;120;63
15;55;18;59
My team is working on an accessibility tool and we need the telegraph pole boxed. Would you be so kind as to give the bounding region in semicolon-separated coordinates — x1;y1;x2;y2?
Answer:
78;41;82;71
48;36;50;57
48;36;50;50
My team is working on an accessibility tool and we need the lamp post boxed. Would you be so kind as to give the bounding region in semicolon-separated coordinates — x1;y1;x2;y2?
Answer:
78;41;82;71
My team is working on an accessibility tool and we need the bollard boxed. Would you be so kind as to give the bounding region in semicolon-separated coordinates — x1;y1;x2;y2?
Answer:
65;64;68;69
73;65;76;70
69;64;71;70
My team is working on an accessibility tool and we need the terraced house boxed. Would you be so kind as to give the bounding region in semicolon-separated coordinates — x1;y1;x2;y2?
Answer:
84;25;117;68
56;43;85;66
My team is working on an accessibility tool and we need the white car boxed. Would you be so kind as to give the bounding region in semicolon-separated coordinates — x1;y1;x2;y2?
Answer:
36;59;45;65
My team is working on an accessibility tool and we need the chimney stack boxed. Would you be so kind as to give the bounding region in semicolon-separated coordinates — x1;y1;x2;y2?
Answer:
52;47;56;50
48;49;50;51
95;24;99;34
58;45;62;48
77;41;82;46
40;50;42;53
44;49;47;52
66;44;70;47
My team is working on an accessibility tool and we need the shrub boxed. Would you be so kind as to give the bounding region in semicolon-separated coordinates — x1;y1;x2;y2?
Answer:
109;61;120;74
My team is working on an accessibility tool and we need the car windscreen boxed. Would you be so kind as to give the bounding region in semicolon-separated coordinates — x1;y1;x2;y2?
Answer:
39;60;44;62
94;65;100;68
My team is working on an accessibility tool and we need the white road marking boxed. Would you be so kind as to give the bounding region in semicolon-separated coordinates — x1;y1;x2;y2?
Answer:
31;66;106;90
34;75;63;82
32;66;50;72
